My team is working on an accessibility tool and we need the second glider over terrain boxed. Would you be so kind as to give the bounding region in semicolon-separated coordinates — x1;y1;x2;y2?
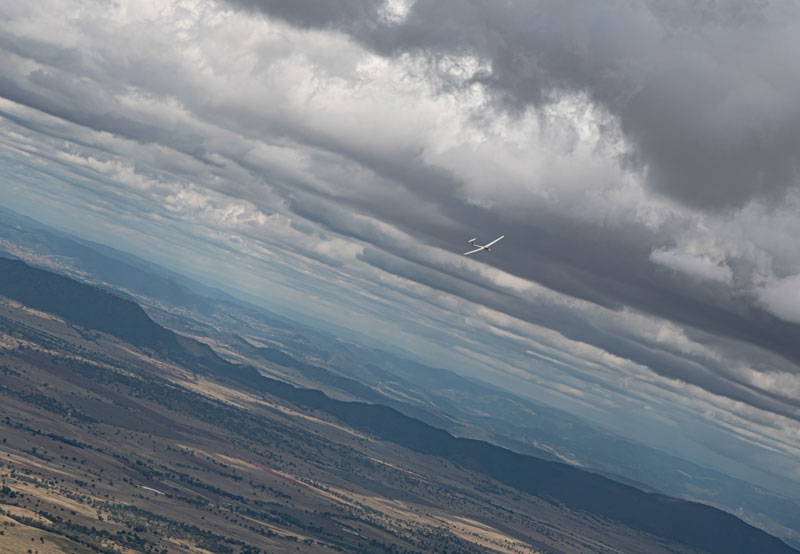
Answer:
464;236;504;256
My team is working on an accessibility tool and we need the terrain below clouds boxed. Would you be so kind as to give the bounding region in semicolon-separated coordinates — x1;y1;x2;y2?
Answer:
0;222;792;552
1;206;799;547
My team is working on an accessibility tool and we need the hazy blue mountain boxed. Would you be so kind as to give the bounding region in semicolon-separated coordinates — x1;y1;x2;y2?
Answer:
0;205;295;328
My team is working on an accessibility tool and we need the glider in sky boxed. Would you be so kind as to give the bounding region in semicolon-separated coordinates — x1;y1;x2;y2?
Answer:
463;235;504;256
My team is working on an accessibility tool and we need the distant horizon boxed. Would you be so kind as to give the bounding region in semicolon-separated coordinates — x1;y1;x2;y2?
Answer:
0;201;442;366
1;202;798;506
2;0;799;522
1;248;795;553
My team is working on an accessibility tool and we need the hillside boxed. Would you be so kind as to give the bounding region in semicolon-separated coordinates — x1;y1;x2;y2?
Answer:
0;257;796;554
0;256;228;371
4;207;799;547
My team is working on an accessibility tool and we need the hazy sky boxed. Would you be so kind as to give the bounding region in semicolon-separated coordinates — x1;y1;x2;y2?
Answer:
2;0;800;494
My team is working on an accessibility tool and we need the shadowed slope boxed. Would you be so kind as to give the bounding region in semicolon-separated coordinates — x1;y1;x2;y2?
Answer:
0;256;225;370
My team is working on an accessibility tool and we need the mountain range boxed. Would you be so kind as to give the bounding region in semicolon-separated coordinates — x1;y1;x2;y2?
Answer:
0;205;798;552
0;247;798;553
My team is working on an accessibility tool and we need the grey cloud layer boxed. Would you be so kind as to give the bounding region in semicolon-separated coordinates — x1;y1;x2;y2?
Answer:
1;0;800;492
212;0;800;373
232;0;800;209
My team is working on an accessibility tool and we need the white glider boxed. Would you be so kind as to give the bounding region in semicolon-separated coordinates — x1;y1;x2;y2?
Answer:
463;235;504;256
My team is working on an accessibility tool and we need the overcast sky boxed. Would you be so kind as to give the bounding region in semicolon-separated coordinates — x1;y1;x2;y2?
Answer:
2;0;800;494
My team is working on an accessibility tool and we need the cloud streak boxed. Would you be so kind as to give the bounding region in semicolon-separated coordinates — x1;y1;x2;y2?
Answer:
1;0;800;494
230;0;800;209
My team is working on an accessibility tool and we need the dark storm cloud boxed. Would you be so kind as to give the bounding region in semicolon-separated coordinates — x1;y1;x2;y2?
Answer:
0;74;207;160
229;0;800;209
229;0;384;30
210;0;800;397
